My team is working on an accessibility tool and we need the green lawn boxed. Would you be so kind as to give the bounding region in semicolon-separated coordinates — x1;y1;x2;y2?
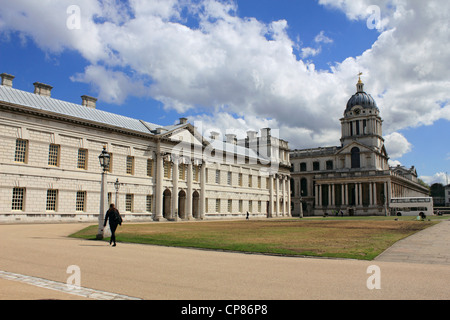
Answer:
70;216;444;260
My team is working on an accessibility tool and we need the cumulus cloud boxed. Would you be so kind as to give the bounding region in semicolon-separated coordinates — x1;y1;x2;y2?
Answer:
420;172;449;186
0;0;449;153
384;132;412;159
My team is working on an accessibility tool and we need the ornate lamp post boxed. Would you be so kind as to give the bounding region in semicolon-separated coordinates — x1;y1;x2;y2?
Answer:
299;189;304;219
97;146;110;240
114;178;120;209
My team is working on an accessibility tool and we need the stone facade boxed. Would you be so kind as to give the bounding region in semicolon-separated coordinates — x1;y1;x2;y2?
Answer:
0;73;291;223
290;78;429;217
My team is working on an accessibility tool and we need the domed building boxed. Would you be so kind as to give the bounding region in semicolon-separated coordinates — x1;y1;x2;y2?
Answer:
290;77;429;216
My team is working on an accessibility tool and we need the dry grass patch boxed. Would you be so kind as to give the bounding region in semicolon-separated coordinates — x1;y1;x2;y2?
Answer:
71;218;438;260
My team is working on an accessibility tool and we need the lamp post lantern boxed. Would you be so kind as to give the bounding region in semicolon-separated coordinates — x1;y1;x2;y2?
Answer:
97;146;110;240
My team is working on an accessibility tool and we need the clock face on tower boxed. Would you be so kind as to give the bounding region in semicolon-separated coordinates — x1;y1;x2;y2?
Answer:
354;108;360;115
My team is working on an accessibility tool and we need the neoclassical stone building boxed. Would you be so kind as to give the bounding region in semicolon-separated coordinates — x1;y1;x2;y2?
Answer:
290;77;429;216
0;73;291;223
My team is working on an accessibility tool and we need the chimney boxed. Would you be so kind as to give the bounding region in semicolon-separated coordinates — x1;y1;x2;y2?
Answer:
1;73;15;88
81;95;97;109
225;134;237;145
210;131;220;140
179;117;188;125
33;82;53;97
247;130;258;140
261;128;271;139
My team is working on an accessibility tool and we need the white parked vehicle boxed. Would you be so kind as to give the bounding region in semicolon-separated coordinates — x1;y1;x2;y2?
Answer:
390;197;434;217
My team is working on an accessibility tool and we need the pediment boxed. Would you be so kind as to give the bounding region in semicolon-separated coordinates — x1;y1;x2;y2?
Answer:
159;124;205;147
336;141;373;155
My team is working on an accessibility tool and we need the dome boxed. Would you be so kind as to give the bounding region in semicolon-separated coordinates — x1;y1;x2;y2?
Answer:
346;92;378;112
345;78;379;113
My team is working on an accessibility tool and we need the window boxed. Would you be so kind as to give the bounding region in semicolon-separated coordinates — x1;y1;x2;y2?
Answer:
301;178;308;197
239;200;243;212
147;159;153;177
215;170;220;184
46;189;58;211
228;199;232;212
313;162;320;171
126;156;134;175
126;194;134;212
106;153;113;173
258;176;261;188
77;149;88;170
351;147;361;169
179;164;186;180
76;191;86;212
248;200;253;213
146;195;153;213
300;163;307;172
48;144;60;167
193;166;199;182
12;188;25;211
216;199;220;213
258;201;262;213
164;161;172;179
326;160;333;170
238;173;243;186
227;172;232;185
14;139;28;163
248;175;252;188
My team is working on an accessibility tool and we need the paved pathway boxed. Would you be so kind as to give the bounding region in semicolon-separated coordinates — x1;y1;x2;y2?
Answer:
0;220;449;300
0;270;141;300
375;220;450;265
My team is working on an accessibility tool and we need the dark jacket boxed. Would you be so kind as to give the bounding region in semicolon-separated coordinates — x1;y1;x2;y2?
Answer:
104;208;122;227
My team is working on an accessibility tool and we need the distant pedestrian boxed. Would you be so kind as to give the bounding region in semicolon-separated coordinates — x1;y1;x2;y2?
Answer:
246;212;249;220
104;204;122;246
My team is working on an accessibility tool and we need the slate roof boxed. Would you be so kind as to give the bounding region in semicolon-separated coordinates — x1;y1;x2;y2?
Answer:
0;84;168;135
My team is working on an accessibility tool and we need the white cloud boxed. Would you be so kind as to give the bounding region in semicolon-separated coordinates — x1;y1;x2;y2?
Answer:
1;0;449;151
420;172;449;186
70;65;150;104
315;31;333;44
384;132;412;159
301;47;322;59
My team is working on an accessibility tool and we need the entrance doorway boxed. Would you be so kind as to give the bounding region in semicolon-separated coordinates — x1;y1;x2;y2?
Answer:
163;189;171;219
192;191;200;219
178;190;186;219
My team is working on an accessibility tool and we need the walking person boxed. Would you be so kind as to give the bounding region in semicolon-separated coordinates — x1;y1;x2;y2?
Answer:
104;203;122;246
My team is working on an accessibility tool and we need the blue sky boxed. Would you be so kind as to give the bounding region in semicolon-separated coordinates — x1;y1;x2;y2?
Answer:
0;0;449;185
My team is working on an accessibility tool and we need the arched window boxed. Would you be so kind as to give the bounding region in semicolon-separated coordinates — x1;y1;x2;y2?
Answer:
351;147;361;169
300;178;308;197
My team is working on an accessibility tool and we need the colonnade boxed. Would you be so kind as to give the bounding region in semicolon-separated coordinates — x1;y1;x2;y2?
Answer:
314;180;390;209
153;150;291;221
268;173;291;217
154;152;205;221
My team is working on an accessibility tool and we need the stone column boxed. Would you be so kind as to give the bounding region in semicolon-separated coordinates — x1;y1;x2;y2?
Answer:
200;162;206;220
281;176;286;216
269;175;274;218
172;156;179;220
315;184;319;206
287;176;292;217
154;148;164;221
186;159;193;220
275;175;280;217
